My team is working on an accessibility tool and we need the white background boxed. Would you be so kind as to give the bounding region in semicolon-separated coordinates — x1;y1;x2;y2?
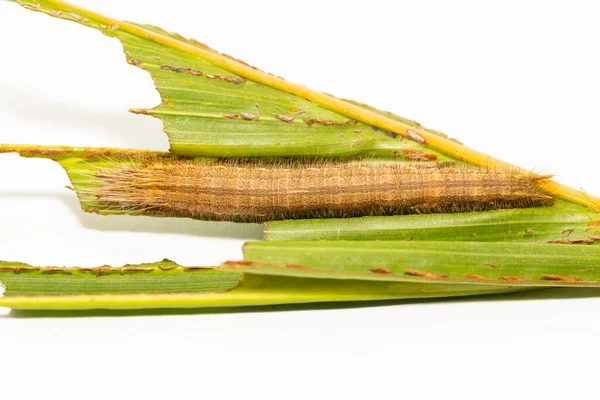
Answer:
1;0;600;399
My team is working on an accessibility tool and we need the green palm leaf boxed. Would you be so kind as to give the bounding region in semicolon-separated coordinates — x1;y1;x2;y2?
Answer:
9;0;600;209
239;240;600;287
0;260;519;310
2;1;600;311
266;200;600;242
13;0;449;160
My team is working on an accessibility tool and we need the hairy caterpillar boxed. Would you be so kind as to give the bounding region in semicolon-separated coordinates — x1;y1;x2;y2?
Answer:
76;158;553;222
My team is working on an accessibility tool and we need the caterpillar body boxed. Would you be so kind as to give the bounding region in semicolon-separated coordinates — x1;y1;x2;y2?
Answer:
78;158;553;222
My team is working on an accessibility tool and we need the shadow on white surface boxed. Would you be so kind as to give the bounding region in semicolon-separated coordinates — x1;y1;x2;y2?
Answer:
0;191;264;239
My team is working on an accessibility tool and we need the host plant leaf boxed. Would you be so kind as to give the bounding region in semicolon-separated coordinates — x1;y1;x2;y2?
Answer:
266;200;600;242
2;1;600;311
0;260;520;310
239;240;600;287
0;260;239;295
11;0;600;209
13;0;450;161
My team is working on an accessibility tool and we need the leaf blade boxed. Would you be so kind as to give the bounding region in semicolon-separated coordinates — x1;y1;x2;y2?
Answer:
240;240;600;287
12;0;600;209
0;261;519;309
266;200;600;242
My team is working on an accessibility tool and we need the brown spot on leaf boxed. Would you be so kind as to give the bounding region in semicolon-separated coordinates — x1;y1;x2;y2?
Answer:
161;65;204;77
183;266;212;271
129;59;142;66
41;267;72;275
500;276;526;281
405;270;447;278
549;235;600;245
158;266;177;271
286;263;310;270
0;266;39;273
404;153;438;161
294;110;306;115
13;266;40;273
407;130;427;144
95;267;117;275
273;114;294;123
226;260;273;269
402;149;424;155
65;185;75;191
303;118;357;126
224;76;246;84
222;113;239;119
122;267;154;273
483;263;498;269
369;268;394;275
465;274;486;279
204;74;246;84
354;130;362;134
240;112;258;120
21;267;38;273
542;274;582;282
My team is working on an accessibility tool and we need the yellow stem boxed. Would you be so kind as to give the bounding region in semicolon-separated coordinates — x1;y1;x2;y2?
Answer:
25;1;600;211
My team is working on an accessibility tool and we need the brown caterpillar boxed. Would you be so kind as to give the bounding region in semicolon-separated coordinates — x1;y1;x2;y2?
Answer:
79;158;553;222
